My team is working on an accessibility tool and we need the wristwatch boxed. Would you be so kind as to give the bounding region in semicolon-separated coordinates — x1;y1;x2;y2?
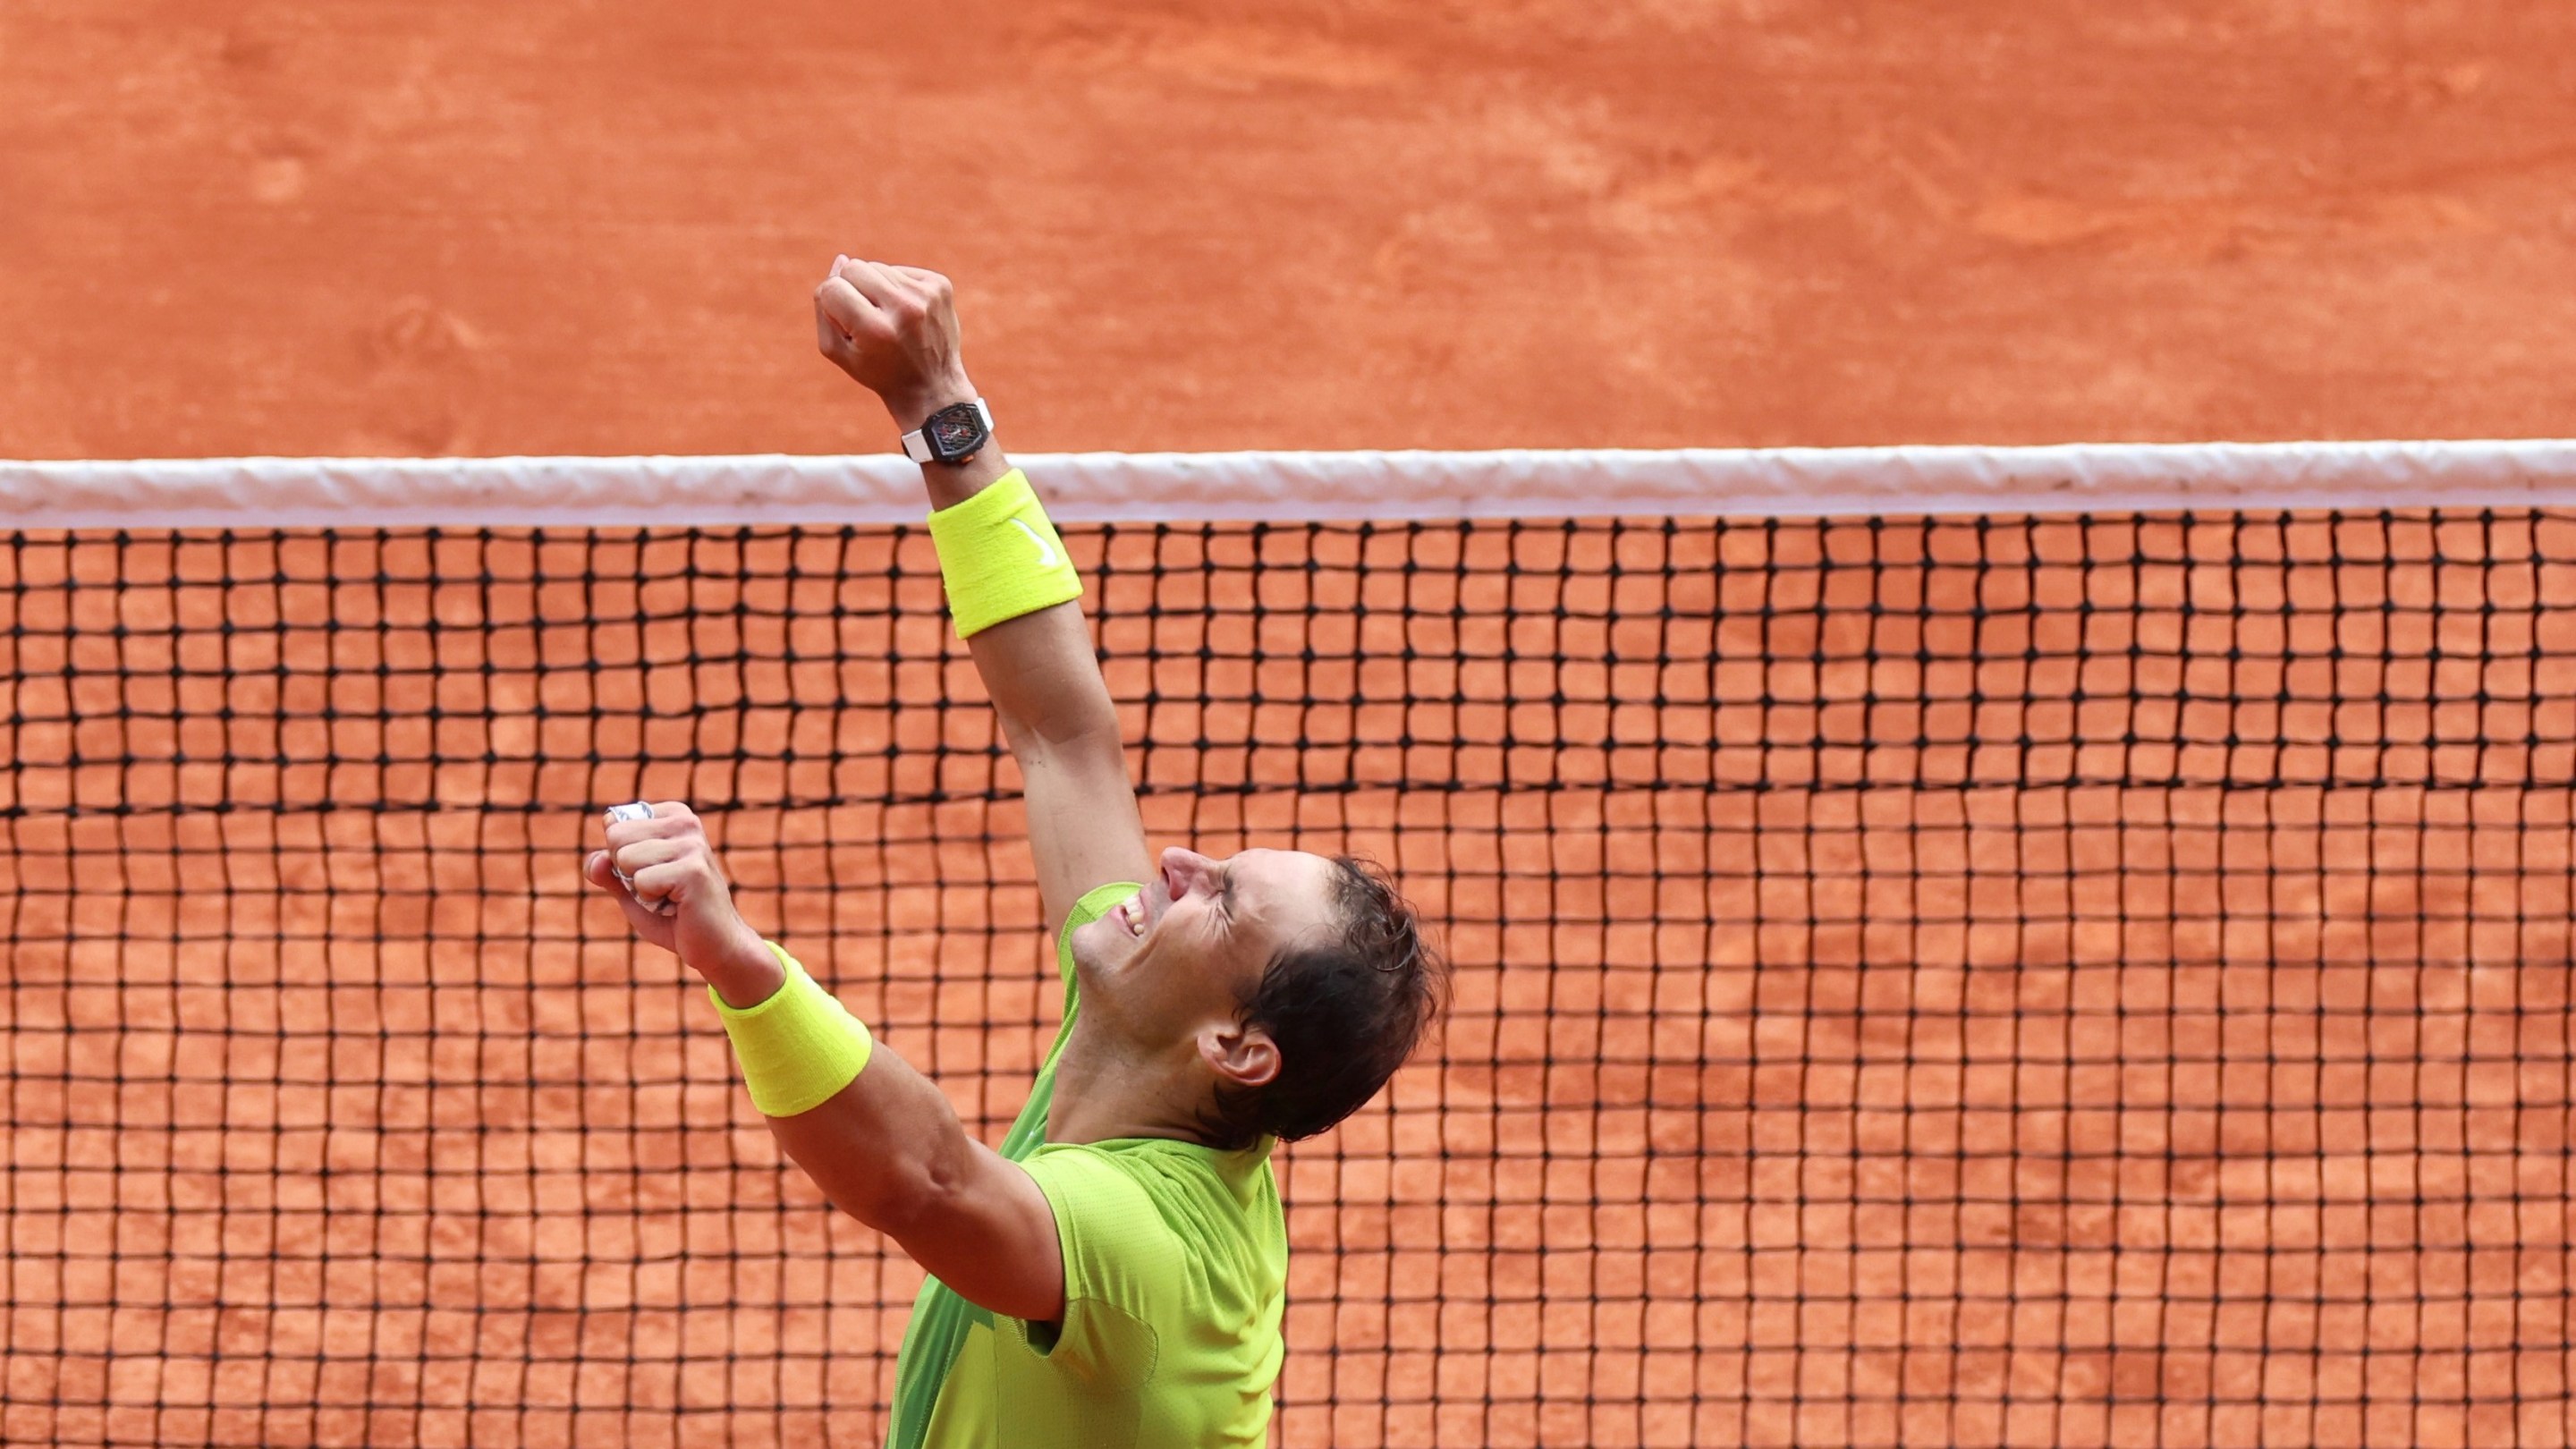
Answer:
902;398;994;466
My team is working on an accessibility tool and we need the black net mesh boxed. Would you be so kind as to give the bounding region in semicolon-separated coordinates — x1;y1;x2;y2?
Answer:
3;512;2572;1447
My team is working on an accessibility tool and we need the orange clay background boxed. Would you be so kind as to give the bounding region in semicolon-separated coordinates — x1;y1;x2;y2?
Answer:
6;2;2576;456
7;6;2576;1449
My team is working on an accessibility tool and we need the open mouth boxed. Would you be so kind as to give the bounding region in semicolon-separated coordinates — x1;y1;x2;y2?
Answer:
1114;866;1182;940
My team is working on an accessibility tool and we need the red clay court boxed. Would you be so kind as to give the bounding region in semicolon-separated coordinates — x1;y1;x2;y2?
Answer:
6;2;2575;457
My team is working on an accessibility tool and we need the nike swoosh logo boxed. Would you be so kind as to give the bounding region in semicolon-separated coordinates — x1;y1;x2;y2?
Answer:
1009;517;1059;568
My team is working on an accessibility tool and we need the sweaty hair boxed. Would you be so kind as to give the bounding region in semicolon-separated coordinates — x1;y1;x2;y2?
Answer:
1202;856;1449;1149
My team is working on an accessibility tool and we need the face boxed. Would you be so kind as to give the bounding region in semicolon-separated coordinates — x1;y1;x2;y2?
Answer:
1068;847;1343;1069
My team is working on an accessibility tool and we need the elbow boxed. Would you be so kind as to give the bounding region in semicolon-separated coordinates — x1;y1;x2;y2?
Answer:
1052;695;1125;750
1002;704;1124;762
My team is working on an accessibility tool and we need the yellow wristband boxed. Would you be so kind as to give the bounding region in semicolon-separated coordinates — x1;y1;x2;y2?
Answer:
925;468;1082;638
708;943;875;1117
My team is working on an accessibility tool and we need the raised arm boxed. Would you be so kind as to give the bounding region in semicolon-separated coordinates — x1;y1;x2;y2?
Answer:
815;256;1150;935
587;805;1063;1323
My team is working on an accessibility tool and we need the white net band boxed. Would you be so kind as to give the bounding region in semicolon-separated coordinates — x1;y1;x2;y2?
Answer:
8;439;2576;528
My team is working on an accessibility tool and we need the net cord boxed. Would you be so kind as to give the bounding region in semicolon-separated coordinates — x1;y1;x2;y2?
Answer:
7;439;2576;528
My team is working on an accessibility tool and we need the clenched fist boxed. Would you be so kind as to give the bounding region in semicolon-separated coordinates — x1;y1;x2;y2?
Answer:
814;255;975;427
588;802;783;1005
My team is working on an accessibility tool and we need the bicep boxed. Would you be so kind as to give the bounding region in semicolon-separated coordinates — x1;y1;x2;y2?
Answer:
890;1147;1067;1326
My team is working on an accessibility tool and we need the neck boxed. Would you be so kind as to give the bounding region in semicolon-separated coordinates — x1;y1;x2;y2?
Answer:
1046;1015;1224;1147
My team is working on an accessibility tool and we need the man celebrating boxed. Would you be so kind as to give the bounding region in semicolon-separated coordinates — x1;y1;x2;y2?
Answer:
586;257;1446;1448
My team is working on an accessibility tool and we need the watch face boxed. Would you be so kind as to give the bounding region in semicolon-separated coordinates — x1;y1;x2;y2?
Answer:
926;403;986;459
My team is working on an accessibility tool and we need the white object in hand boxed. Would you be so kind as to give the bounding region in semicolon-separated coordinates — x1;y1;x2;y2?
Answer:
603;801;675;915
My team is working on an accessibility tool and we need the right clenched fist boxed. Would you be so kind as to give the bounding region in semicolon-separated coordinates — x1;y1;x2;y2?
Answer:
814;255;975;428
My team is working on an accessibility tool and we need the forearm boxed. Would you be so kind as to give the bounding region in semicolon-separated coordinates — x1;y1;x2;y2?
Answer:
968;606;1123;750
594;812;1066;1314
761;1036;974;1232
890;418;1121;747
705;945;966;1226
708;945;1064;1321
924;462;1141;920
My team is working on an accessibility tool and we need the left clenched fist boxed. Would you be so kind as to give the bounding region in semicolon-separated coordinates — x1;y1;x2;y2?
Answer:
588;801;780;1000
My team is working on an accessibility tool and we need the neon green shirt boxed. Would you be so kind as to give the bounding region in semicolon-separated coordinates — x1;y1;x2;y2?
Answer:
884;882;1287;1449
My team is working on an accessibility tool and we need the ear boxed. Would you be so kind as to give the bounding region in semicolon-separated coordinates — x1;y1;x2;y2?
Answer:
1199;1021;1280;1091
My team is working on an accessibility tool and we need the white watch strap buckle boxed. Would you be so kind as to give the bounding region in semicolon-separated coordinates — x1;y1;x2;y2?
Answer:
902;398;991;463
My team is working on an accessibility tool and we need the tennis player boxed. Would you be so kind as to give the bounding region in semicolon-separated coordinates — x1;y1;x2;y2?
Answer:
585;256;1446;1448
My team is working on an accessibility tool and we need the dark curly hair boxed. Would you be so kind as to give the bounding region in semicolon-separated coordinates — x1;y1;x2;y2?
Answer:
1199;856;1448;1148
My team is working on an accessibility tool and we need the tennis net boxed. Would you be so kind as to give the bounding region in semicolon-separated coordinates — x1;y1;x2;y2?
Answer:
3;445;2572;1447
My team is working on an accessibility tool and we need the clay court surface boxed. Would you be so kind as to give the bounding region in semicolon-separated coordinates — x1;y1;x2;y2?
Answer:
5;4;2576;1449
5;1;2576;456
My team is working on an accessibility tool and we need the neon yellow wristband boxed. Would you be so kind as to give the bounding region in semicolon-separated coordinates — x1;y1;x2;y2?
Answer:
708;943;875;1117
925;468;1081;639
